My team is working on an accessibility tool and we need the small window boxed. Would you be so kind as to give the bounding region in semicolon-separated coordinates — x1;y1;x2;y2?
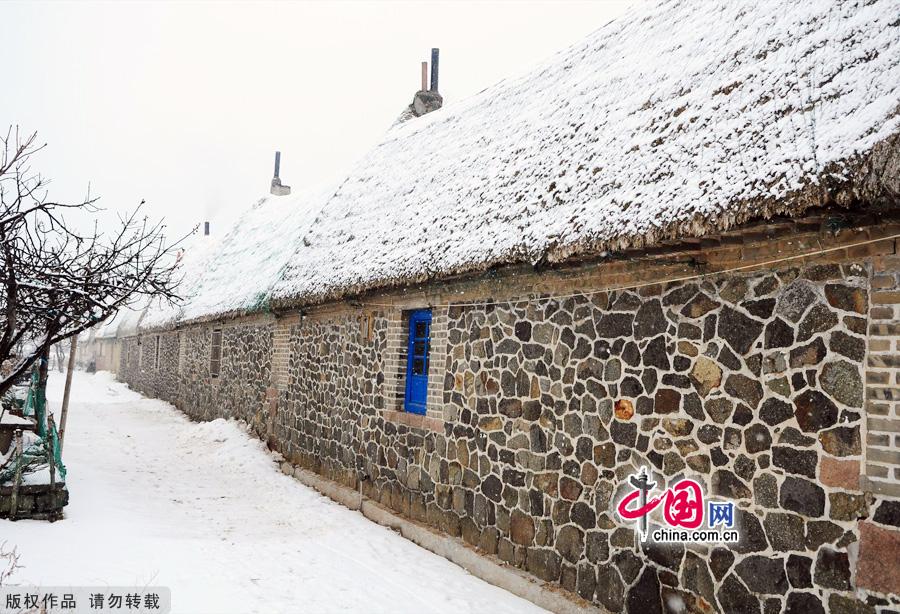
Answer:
154;335;161;369
210;329;222;378
404;310;431;415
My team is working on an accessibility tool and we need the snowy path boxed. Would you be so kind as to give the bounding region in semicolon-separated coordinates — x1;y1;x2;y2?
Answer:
1;372;545;614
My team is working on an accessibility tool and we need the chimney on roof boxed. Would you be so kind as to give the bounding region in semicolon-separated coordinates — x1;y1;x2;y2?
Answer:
203;221;210;236
411;48;443;117
270;151;291;196
430;48;439;92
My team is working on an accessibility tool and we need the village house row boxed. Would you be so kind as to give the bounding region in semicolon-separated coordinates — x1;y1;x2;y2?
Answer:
83;1;900;612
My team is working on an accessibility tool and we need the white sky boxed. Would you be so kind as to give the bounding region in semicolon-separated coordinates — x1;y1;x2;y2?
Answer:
1;0;634;241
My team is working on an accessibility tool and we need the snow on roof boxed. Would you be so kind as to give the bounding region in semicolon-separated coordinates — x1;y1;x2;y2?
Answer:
126;0;898;328
95;312;124;339
170;189;327;324
267;0;900;306
115;307;146;338
140;231;222;329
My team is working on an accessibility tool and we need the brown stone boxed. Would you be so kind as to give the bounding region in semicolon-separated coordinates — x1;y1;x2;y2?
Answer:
510;510;536;545
819;457;859;490
824;284;867;314
678;340;698;357
856;521;900;596
560;476;584;501
654;388;681;413
533;472;559;497
690;357;722;397
829;492;868;521
479;416;503;431
681;293;720;318
581;463;598;486
614;398;634;421
593;442;616;468
663;417;694;437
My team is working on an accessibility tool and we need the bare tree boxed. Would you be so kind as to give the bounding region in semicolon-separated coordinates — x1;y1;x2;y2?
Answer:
0;542;20;586
0;127;185;396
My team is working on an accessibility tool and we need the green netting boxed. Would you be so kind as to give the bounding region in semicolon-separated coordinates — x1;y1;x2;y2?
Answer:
21;369;39;418
0;365;66;483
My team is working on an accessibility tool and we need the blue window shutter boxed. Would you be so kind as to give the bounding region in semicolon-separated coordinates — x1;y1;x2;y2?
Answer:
404;310;432;415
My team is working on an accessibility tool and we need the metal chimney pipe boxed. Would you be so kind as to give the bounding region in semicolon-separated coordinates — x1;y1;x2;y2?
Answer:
274;151;281;179
421;62;428;91
430;48;439;92
204;221;210;236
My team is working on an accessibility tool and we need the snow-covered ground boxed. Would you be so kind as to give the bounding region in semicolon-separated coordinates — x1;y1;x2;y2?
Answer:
1;371;545;614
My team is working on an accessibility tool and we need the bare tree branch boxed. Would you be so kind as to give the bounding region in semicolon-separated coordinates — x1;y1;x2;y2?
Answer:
0;127;191;396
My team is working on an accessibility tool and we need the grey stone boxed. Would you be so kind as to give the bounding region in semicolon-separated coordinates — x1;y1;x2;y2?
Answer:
754;474;778;507
712;469;751;499
764;512;805;551
760;397;793;426
776;281;817;323
570;502;596;530
829;330;866;362
717;573;761;614
735;555;788;594
597;313;634;338
585;531;609;564
718;306;764;355
613;550;642;584
610;421;637;447
785;592;826;614
827;594;877;614
633;299;667;339
786;554;812;588
556;525;584;563
745;423;772;454
820;360;863;408
873;500;900;528
526;548;561;582
779;476;825;517
642;335;670;370
743;298;776;319
797;304;838;342
805;520;844;550
814;548;851;590
705;397;734;423
595;565;625;612
772;446;817;478
626;567;662;614
764;317;794;348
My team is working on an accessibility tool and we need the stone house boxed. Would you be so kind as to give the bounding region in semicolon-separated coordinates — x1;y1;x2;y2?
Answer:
108;1;900;612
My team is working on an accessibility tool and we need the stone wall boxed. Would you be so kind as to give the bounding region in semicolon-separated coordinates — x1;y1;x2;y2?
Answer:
120;320;274;437
117;220;900;613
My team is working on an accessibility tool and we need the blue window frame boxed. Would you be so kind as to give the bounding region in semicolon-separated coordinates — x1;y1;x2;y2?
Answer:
404;309;432;415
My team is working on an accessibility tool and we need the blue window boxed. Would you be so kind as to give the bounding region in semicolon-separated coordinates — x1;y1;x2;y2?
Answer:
404;309;432;415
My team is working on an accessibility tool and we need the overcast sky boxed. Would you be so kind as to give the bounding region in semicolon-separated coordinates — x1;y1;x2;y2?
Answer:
1;0;634;241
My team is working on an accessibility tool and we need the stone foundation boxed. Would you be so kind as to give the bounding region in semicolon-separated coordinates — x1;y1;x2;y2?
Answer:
119;216;900;613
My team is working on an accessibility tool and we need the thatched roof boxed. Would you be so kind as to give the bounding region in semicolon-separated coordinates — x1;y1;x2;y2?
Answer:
269;0;900;307
133;0;899;331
